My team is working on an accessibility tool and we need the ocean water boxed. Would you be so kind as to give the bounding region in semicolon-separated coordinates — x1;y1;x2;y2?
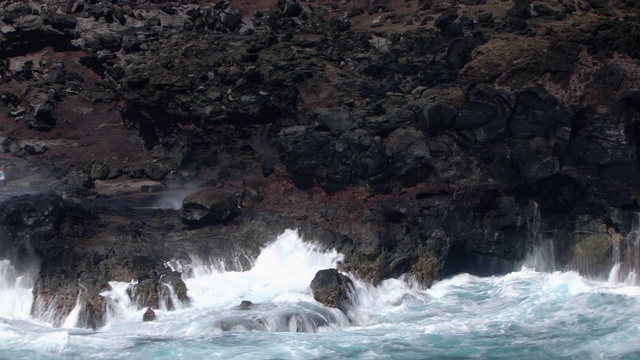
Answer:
2;229;640;359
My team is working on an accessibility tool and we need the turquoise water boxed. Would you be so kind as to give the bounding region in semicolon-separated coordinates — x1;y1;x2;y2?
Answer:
2;230;640;359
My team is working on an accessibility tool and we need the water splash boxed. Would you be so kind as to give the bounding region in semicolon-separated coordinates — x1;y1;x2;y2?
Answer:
183;229;344;309
521;239;556;272
608;213;640;285
7;230;640;358
100;281;139;324
97;229;350;332
61;296;82;328
165;252;254;278
624;213;640;284
158;281;185;312
608;262;623;283
0;260;34;319
520;201;556;272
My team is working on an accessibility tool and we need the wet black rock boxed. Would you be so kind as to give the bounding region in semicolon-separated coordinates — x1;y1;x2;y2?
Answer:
127;270;188;311
0;192;98;248
237;300;254;310
143;307;156;321
310;269;354;314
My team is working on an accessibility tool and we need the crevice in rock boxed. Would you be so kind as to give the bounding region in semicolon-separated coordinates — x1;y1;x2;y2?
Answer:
1;31;77;58
440;249;517;278
513;174;588;216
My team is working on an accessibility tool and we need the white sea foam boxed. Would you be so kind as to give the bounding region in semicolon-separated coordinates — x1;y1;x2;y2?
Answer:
61;296;82;329
95;229;350;336
5;229;640;359
184;228;344;308
0;260;33;320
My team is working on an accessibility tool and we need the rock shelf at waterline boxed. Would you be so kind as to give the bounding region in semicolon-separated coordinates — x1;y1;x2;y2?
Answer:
3;230;640;358
2;187;640;328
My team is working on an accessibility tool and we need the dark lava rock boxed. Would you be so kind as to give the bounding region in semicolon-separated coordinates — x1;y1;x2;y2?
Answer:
310;269;354;314
181;187;240;226
143;162;169;181
237;300;254;310
435;9;459;30
508;0;532;19
4;0;640;327
417;102;457;134
126;272;188;311
384;127;431;187
0;192;98;248
64;170;94;189
143;307;156;321
328;16;351;32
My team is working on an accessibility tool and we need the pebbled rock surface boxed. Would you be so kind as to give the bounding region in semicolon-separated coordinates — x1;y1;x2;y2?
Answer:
1;0;640;326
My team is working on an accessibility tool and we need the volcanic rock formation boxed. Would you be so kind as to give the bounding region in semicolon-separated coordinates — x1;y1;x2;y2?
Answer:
1;0;640;327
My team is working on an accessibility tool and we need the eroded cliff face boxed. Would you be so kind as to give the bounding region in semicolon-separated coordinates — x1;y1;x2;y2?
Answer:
2;0;640;326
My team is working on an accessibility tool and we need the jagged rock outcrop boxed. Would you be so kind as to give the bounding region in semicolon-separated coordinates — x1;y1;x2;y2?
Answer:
0;193;190;328
127;270;188;311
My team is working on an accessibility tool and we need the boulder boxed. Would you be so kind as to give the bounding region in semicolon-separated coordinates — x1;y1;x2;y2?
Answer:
417;102;457;134
328;16;350;32
279;0;302;17
220;10;242;32
507;0;532;19
310;107;358;136
127;279;160;309
434;9;458;30
181;187;240;226
43;13;77;28
143;307;156;321
237;300;254;310
454;85;514;131
3;2;32;22
64;170;94;189
310;269;354;314
477;12;493;24
384;127;431;186
143;162;169;181
277;126;332;176
90;162;110;180
23;143;48;155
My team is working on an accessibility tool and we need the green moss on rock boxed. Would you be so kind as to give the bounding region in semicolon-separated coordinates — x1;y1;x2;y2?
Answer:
574;234;611;260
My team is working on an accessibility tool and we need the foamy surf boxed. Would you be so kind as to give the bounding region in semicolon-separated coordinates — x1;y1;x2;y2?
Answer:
3;229;640;359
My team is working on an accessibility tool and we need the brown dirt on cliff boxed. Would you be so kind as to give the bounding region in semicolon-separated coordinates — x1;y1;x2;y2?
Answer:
0;47;149;172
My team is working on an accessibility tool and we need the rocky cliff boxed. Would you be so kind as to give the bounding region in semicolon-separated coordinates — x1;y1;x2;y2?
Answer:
2;0;640;327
